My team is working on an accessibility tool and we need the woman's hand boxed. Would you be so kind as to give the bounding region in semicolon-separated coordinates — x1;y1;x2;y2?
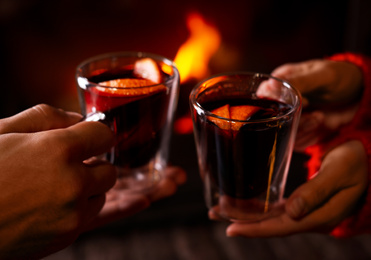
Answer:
87;166;187;230
271;59;363;107
217;140;368;237
271;59;363;151
219;58;368;238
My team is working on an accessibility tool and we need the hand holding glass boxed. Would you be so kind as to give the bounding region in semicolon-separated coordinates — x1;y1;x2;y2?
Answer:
76;52;179;192
190;72;301;222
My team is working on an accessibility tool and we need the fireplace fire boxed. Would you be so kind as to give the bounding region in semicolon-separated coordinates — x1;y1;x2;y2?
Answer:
174;12;221;84
173;12;221;135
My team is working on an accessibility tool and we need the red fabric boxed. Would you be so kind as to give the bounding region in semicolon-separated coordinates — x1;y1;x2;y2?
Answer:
305;53;371;237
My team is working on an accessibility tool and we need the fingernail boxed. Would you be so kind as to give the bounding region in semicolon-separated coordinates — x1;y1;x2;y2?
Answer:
66;111;83;120
226;227;237;237
288;197;306;219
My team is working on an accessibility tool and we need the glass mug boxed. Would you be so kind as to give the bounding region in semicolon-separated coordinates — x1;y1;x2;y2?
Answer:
190;72;302;222
76;52;180;192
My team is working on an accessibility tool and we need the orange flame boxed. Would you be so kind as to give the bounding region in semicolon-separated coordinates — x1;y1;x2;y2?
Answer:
174;12;221;83
173;12;221;135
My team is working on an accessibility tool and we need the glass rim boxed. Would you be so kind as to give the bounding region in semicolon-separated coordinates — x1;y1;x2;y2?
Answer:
76;51;179;90
190;71;302;124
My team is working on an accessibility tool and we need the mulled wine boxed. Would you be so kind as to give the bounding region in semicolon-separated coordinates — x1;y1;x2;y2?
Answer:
197;96;293;199
77;52;180;191
84;68;169;170
190;72;301;221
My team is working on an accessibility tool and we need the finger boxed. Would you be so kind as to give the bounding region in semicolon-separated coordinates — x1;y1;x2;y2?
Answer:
285;174;338;219
227;142;368;237
271;60;335;106
225;199;338;237
294;111;324;150
227;178;367;238
163;166;187;185
286;141;368;219
297;111;324;134
270;61;318;95
0;104;82;134
270;63;296;79
272;60;362;106
147;176;178;202
62;121;115;161
256;75;305;108
84;160;117;196
226;214;297;237
146;166;187;201
256;78;283;100
208;209;227;221
86;192;150;230
83;194;107;225
102;193;150;217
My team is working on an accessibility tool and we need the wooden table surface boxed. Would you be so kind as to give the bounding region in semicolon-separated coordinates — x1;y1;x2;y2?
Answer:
43;133;371;260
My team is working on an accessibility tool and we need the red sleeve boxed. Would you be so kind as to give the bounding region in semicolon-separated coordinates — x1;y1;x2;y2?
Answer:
305;53;371;237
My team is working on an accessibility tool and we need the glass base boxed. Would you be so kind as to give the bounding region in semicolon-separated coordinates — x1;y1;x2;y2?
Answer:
208;197;285;223
112;164;162;192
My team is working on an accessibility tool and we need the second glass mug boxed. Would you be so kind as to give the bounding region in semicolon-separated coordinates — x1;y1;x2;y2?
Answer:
76;52;180;191
190;72;302;222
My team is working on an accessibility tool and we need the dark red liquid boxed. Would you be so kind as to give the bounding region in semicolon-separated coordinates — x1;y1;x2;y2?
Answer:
195;96;293;199
84;69;169;169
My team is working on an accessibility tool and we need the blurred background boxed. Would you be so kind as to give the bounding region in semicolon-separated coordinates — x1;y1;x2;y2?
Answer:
1;0;370;118
1;0;371;259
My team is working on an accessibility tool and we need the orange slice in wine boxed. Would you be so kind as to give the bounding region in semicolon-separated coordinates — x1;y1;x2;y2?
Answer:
209;104;231;130
95;57;165;97
210;104;259;131
97;78;166;97
230;105;260;130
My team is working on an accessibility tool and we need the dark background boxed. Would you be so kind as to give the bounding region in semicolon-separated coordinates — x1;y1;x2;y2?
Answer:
1;0;370;118
1;0;371;259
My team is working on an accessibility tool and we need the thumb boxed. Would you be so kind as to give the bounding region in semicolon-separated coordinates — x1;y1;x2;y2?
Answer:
288;140;369;220
285;172;337;220
0;104;82;134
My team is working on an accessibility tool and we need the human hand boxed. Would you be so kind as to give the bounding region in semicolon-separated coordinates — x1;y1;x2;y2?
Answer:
0;104;116;260
216;140;368;237
258;59;363;151
271;59;363;107
87;166;187;230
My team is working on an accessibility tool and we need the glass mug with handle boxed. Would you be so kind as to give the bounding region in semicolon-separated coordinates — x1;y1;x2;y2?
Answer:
76;51;180;192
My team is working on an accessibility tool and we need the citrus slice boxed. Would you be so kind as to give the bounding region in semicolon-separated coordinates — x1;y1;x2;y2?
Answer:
134;58;161;84
209;104;230;130
86;59;166;112
230;105;259;120
89;78;167;112
230;105;260;130
209;104;259;131
97;78;166;97
94;57;165;97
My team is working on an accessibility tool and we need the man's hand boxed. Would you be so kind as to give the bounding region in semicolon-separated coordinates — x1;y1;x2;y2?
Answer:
0;104;116;259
